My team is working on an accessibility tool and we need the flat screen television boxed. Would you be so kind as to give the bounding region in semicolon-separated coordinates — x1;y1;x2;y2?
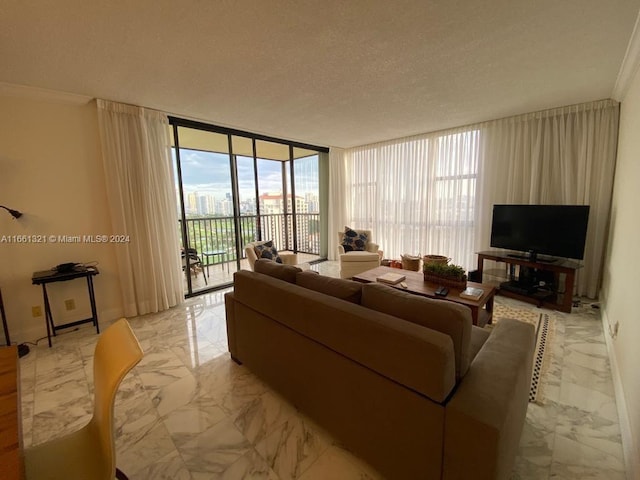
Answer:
490;204;590;261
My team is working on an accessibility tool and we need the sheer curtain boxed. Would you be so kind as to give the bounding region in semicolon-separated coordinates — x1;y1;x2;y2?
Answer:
97;99;184;316
343;127;480;270
337;99;618;297
476;99;619;297
328;147;347;260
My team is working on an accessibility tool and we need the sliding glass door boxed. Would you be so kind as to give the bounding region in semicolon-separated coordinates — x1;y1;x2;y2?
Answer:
292;148;321;255
172;127;238;294
171;118;328;296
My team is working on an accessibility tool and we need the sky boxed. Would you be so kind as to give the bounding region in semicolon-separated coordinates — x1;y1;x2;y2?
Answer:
173;149;318;200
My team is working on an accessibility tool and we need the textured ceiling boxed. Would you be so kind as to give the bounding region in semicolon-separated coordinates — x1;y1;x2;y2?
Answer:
1;0;639;148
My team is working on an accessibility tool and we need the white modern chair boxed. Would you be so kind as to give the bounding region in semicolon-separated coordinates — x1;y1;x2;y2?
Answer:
24;318;144;480
338;229;382;278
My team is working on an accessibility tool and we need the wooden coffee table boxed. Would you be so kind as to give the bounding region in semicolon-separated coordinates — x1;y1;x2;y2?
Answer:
352;266;496;327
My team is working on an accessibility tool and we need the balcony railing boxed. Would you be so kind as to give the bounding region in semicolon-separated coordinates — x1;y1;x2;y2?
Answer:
179;213;320;266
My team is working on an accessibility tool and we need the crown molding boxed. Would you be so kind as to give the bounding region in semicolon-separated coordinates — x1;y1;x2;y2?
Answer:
613;11;640;101
0;82;92;105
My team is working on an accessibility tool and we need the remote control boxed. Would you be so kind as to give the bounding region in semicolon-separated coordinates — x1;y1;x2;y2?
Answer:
435;285;448;296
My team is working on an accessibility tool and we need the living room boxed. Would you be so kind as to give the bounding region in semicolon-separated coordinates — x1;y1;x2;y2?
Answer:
1;2;639;479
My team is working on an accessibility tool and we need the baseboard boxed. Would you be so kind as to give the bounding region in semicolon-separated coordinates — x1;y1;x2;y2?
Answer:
20;322;47;347
99;307;126;324
601;307;638;480
16;306;125;349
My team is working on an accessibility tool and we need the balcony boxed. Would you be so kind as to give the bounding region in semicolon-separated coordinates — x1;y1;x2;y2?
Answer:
180;213;322;291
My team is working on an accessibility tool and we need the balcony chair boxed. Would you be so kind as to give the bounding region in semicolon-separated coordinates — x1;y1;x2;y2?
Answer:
182;247;207;285
24;318;144;480
245;240;299;271
338;228;382;278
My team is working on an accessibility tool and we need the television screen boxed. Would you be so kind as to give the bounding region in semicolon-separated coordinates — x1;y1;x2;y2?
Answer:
490;204;590;260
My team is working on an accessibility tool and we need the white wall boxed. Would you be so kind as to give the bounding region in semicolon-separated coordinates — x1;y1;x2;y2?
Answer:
0;89;124;343
602;67;640;476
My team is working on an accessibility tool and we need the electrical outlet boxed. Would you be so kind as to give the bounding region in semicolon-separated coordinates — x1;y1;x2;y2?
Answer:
32;305;42;317
64;299;76;311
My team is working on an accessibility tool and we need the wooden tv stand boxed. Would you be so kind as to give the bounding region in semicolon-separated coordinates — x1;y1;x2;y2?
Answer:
476;250;582;313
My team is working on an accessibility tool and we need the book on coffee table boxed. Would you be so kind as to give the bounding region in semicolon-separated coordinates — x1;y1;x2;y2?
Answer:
376;272;406;285
459;286;484;300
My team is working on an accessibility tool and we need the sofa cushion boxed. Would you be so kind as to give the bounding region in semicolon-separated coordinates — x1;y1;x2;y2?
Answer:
339;251;380;262
361;283;473;378
254;258;301;283
341;226;368;252
296;271;363;304
254;240;282;263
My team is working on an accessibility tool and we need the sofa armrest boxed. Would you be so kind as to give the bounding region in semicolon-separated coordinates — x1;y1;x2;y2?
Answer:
337;244;346;255
245;246;258;271
443;318;535;480
224;292;239;361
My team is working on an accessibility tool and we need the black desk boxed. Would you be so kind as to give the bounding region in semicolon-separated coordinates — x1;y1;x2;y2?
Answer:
31;267;100;347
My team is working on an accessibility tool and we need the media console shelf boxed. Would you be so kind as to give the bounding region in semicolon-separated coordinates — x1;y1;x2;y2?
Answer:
476;250;582;313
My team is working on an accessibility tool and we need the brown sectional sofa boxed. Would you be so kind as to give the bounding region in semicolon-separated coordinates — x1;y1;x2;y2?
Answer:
224;259;536;479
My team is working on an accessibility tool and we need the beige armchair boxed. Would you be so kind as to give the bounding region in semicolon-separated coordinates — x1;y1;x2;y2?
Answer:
338;228;382;278
245;241;298;271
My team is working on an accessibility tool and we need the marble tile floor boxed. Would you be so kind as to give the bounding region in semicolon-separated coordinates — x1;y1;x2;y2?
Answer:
18;261;627;479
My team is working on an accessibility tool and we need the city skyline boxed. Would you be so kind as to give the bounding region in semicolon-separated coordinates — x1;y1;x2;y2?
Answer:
182;190;319;217
173;148;319;200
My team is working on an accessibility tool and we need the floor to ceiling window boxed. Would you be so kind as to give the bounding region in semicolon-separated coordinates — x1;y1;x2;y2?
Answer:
347;128;479;271
170;117;328;296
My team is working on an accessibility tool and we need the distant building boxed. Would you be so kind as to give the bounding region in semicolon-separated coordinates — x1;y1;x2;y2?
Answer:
258;193;316;250
186;192;198;215
305;192;319;213
197;196;208;215
259;193;307;214
218;198;233;216
239;198;256;214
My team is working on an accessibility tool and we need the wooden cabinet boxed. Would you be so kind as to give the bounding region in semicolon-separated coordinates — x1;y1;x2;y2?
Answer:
0;346;24;480
476;251;582;313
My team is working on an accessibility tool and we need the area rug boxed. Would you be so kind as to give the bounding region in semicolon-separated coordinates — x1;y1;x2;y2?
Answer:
490;303;556;404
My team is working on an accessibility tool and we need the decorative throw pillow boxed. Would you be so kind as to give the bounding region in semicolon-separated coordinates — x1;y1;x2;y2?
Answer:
254;241;283;263
341;226;368;252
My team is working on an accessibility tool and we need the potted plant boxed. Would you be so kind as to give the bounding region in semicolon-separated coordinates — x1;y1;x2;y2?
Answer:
423;261;468;289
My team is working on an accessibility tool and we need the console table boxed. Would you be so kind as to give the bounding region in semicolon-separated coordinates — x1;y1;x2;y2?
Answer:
476;251;582;313
32;267;100;347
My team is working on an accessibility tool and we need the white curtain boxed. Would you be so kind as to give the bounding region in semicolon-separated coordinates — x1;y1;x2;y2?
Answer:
342;127;480;270
97;99;184;316
337;99;618;298
328;147;347;260
476;99;619;298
